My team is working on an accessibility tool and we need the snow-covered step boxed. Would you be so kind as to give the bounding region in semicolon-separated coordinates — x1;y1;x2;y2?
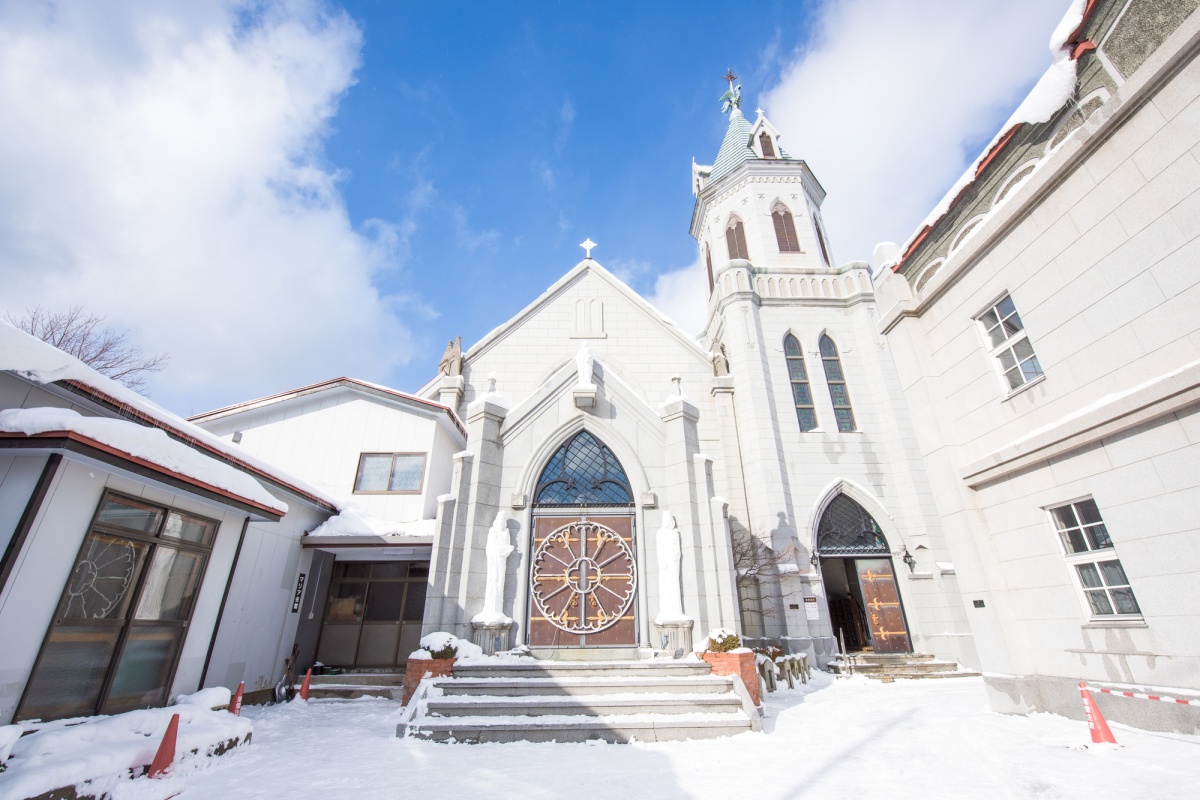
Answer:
438;676;736;697
310;672;407;686
304;682;404;700
828;653;977;680
400;659;761;744
425;692;744;718
408;715;755;744
451;661;712;680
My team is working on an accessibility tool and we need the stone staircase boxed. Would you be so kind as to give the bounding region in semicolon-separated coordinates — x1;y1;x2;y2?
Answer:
306;671;406;700
829;652;980;680
400;660;761;743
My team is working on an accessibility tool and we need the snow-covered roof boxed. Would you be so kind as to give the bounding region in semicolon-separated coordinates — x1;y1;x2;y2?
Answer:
887;0;1089;273
306;508;435;539
189;376;466;442
0;321;341;514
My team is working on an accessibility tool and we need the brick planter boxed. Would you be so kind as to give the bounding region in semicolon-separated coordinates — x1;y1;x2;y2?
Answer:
402;657;456;705
702;650;761;706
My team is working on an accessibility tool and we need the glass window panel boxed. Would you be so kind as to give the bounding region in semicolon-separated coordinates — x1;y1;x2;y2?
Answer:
371;562;408;578
819;336;837;358
783;336;801;357
342;562;370;579
18;626;122;721
1085;589;1114;615
1076;563;1103;589
830;384;850;406
402;582;427;622
1004;367;1025;390
161;512;214;545
1064;529;1088;554
835;408;856;433
979;309;1000;330
324;581;366;623
985;325;1009;348
1012;337;1035;360
364;582;405;622
59;533;149;620
1051;506;1077;530
1084;524;1111;550
998;349;1018;371
354;455;391;492
408;563;430;578
1098;560;1128;586
787;358;808;381
134;548;204;621
1020;358;1043;381
823;359;844;381
388;455;424;492
1110;587;1141;614
792;382;813;406
1076;500;1103;525
98;498;162;534
797;408;817;431
534;430;632;506
1002;312;1024;337
997;296;1016;318
103;626;184;713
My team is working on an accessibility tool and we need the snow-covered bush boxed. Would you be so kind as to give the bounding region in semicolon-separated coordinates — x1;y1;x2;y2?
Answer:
703;628;742;653
410;632;483;661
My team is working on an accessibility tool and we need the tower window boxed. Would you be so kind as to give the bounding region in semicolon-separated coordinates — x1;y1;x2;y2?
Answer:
772;203;801;252
784;334;817;431
819;334;856;432
726;217;749;261
759;131;776;158
814;215;832;266
705;245;714;293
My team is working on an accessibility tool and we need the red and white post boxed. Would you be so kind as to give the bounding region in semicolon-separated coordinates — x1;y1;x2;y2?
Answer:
1079;682;1118;745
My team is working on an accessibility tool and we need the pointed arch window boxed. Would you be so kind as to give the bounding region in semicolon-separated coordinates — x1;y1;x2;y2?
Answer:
726;216;749;261
534;430;633;507
772;203;801;252
817;495;889;555
705;245;714;293
819;334;856;432
759;131;776;158
784;334;817;431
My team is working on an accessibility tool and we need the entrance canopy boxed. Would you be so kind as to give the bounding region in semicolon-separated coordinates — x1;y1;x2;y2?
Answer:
816;495;890;556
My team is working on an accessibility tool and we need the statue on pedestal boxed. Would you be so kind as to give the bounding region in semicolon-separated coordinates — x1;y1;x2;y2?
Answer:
474;510;515;625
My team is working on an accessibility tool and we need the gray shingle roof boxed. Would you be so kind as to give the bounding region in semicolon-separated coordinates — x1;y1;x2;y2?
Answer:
708;111;756;183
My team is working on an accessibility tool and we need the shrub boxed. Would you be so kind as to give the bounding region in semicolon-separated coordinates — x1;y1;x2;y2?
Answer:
706;628;742;653
753;645;784;660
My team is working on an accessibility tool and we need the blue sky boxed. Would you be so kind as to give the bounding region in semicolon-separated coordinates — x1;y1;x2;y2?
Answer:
0;0;1069;414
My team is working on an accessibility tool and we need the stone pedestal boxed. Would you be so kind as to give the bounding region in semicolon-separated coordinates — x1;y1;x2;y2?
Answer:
655;620;694;658
471;620;513;655
702;650;761;706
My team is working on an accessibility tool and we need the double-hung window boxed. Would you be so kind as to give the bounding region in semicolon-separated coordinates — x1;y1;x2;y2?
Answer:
1049;498;1141;617
354;453;426;494
978;294;1043;392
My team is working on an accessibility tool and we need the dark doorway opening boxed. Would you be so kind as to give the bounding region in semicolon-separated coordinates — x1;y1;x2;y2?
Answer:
315;560;428;669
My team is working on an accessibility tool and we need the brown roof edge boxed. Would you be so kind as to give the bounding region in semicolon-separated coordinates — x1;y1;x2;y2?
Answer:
187;376;467;439
60;379;338;514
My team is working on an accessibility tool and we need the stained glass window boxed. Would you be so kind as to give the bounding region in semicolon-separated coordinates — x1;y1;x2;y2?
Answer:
817;495;889;556
784;334;817;431
820;334;856;432
535;431;633;506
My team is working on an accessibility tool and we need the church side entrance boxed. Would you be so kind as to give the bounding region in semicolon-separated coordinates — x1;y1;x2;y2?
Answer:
315;560;428;669
527;431;638;649
816;495;911;654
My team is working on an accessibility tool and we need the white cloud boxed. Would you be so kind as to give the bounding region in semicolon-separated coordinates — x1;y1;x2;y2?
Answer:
760;0;1072;264
0;0;418;414
645;257;709;336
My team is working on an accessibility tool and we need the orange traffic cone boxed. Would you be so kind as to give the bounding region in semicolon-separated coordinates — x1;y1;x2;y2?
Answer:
1079;682;1118;745
229;682;244;716
298;668;312;701
148;713;180;778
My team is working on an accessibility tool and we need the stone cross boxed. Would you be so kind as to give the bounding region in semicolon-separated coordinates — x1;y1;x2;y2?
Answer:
580;238;597;259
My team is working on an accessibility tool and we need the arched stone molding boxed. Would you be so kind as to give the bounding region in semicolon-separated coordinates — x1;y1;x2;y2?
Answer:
914;259;944;293
991;159;1040;208
514;414;653;505
804;478;901;556
949;214;988;255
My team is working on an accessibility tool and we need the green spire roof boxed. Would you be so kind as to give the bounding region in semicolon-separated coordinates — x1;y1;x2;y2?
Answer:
708;111;756;183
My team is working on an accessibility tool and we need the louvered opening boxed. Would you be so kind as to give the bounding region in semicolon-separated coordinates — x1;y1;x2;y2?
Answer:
772;205;800;252
759;131;776;158
726;218;749;261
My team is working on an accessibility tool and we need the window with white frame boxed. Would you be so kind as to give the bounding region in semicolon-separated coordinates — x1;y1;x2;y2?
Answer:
977;294;1043;391
1049;498;1141;617
354;453;426;494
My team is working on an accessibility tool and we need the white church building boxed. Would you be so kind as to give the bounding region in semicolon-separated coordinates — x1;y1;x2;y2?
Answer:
2;0;1198;735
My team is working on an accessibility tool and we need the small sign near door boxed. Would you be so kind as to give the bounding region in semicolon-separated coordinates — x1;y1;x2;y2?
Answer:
803;596;820;620
291;573;306;613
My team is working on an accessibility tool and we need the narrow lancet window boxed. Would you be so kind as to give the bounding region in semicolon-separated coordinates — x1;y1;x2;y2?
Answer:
705;245;714;293
759;131;776;158
820;334;856;432
784;334;817;431
772;203;801;252
726;216;749;261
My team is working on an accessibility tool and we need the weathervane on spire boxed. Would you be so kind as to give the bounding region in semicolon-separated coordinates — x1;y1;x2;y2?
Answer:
720;69;742;115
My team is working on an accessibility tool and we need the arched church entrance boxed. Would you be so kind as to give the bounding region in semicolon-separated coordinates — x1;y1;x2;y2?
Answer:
527;430;638;649
816;495;911;654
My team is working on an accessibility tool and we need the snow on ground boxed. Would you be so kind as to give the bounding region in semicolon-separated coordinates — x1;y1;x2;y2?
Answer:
128;673;1200;800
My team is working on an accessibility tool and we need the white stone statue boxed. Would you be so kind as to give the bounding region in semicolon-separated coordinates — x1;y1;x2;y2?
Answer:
473;510;515;626
575;342;595;389
654;511;691;625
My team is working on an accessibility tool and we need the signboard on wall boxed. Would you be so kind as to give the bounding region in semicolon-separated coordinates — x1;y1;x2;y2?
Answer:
804;596;820;620
291;573;306;613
